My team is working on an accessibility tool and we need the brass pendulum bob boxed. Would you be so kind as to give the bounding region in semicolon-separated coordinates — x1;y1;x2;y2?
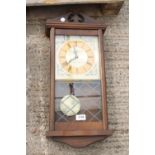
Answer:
60;83;81;116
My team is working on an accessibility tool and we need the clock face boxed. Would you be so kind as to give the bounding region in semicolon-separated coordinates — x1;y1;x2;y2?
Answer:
59;40;95;75
55;35;100;80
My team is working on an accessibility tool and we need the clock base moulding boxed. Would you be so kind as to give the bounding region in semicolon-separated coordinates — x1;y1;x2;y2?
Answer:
47;130;113;148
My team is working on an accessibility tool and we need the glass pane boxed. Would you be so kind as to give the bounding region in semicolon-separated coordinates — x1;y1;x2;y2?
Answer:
55;80;102;122
55;35;102;122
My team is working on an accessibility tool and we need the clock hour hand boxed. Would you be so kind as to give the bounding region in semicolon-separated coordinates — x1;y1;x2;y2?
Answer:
68;57;76;63
68;48;78;63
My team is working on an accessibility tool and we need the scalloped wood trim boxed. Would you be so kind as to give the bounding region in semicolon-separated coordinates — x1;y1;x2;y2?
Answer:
52;136;110;148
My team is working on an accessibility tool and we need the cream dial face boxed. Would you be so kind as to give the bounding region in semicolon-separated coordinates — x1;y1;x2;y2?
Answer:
59;40;95;75
55;36;100;80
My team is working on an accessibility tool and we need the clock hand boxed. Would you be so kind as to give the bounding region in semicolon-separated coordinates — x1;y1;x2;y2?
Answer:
68;57;76;63
74;47;78;59
68;57;78;63
68;55;79;63
68;48;79;64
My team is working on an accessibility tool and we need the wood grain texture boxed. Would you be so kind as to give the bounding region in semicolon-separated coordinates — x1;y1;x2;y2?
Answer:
55;29;98;36
53;136;109;148
47;130;113;137
98;29;108;130
55;122;103;131
49;28;55;130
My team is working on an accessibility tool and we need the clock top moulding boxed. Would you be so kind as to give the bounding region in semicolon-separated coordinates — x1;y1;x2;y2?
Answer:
45;12;113;148
45;12;107;37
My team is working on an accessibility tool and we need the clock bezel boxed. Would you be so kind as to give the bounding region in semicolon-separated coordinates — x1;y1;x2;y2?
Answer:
46;13;113;148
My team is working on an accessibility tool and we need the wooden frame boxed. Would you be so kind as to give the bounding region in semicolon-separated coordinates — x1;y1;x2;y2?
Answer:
46;13;113;148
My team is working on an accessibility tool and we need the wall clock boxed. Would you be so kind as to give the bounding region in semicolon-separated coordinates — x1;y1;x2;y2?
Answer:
45;12;113;148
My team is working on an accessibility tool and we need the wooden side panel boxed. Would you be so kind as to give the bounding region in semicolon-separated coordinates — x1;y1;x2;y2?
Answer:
49;28;55;130
98;29;108;129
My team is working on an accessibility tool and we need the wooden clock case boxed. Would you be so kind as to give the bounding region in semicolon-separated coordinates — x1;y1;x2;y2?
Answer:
45;12;113;148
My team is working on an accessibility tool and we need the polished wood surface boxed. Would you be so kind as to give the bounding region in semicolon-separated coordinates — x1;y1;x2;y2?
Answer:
49;28;55;130
53;136;110;148
47;129;113;137
98;29;108;129
46;22;106;37
55;29;98;36
55;122;103;131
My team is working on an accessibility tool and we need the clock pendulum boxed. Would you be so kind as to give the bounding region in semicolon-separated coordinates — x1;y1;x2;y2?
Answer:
60;83;81;116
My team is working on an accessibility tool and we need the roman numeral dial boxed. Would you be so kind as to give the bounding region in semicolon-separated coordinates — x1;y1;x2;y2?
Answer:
59;40;95;75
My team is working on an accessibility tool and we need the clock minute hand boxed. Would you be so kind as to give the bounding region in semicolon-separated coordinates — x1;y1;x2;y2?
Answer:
74;47;78;59
68;48;78;63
